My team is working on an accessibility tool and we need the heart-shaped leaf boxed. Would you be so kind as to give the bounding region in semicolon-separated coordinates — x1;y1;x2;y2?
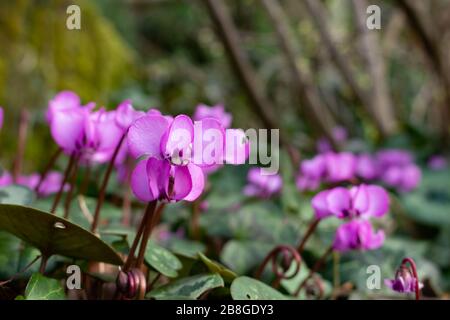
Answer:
167;238;206;259
24;273;65;300
147;273;224;300
402;169;450;226
197;252;237;282
0;185;34;205
230;276;287;300
0;204;122;265
145;241;182;278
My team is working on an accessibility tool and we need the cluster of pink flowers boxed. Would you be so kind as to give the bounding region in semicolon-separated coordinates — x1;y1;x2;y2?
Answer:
312;184;390;252
0;170;68;196
243;167;283;199
296;149;421;193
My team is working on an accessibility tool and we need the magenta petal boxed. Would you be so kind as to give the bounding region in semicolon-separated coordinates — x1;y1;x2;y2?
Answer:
161;115;193;159
131;159;155;202
225;129;249;165
364;185;390;217
46;91;80;123
128;114;170;159
171;165;193;201
311;190;332;219
183;164;205;201
50;108;86;152
326;187;351;217
146;158;171;199
192;117;225;167
350;185;369;214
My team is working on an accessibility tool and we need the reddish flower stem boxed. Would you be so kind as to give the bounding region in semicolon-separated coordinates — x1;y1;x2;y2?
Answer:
135;202;166;271
50;153;77;214
191;199;201;240
35;148;62;195
254;245;302;284
39;255;49;274
63;154;81;219
12;110;30;182
122;204;153;272
297;218;320;255
91;132;126;232
294;245;333;296
401;257;420;300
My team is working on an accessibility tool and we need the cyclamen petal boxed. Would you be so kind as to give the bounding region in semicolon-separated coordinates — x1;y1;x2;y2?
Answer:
193;117;225;168
50;107;87;153
131;159;156;202
193;104;232;128
128;114;170;159
46;91;81;123
161;114;194;161
311;190;332;219
326;187;351;217
115;100;145;130
178;163;205;202
364;185;390;218
225;129;250;165
333;220;384;252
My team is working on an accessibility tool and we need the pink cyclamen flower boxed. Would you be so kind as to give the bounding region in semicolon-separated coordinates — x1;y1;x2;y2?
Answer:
324;152;356;183
46;91;84;123
376;149;413;168
48;92;123;164
385;265;423;294
0;171;12;186
356;153;379;180
243;167;282;198
0;171;68;196
333;219;385;252
128;114;209;202
193;104;232;128
427;155;447;170
382;164;421;192
311;184;390;220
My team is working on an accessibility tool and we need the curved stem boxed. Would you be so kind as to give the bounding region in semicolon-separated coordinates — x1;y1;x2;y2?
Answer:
294;245;333;296
254;245;302;283
51;152;77;214
401;257;420;300
91;133;126;232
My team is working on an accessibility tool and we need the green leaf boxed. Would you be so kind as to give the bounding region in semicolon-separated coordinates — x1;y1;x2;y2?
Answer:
145;241;182;278
0;185;34;205
167;238;206;259
197;252;237;282
0;204;123;265
220;240;273;274
402;169;450;226
24;273;65;300
147;273;224;300
230;276;287;300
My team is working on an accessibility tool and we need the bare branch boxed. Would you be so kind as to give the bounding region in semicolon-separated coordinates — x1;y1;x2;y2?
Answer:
260;0;337;145
351;0;398;136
